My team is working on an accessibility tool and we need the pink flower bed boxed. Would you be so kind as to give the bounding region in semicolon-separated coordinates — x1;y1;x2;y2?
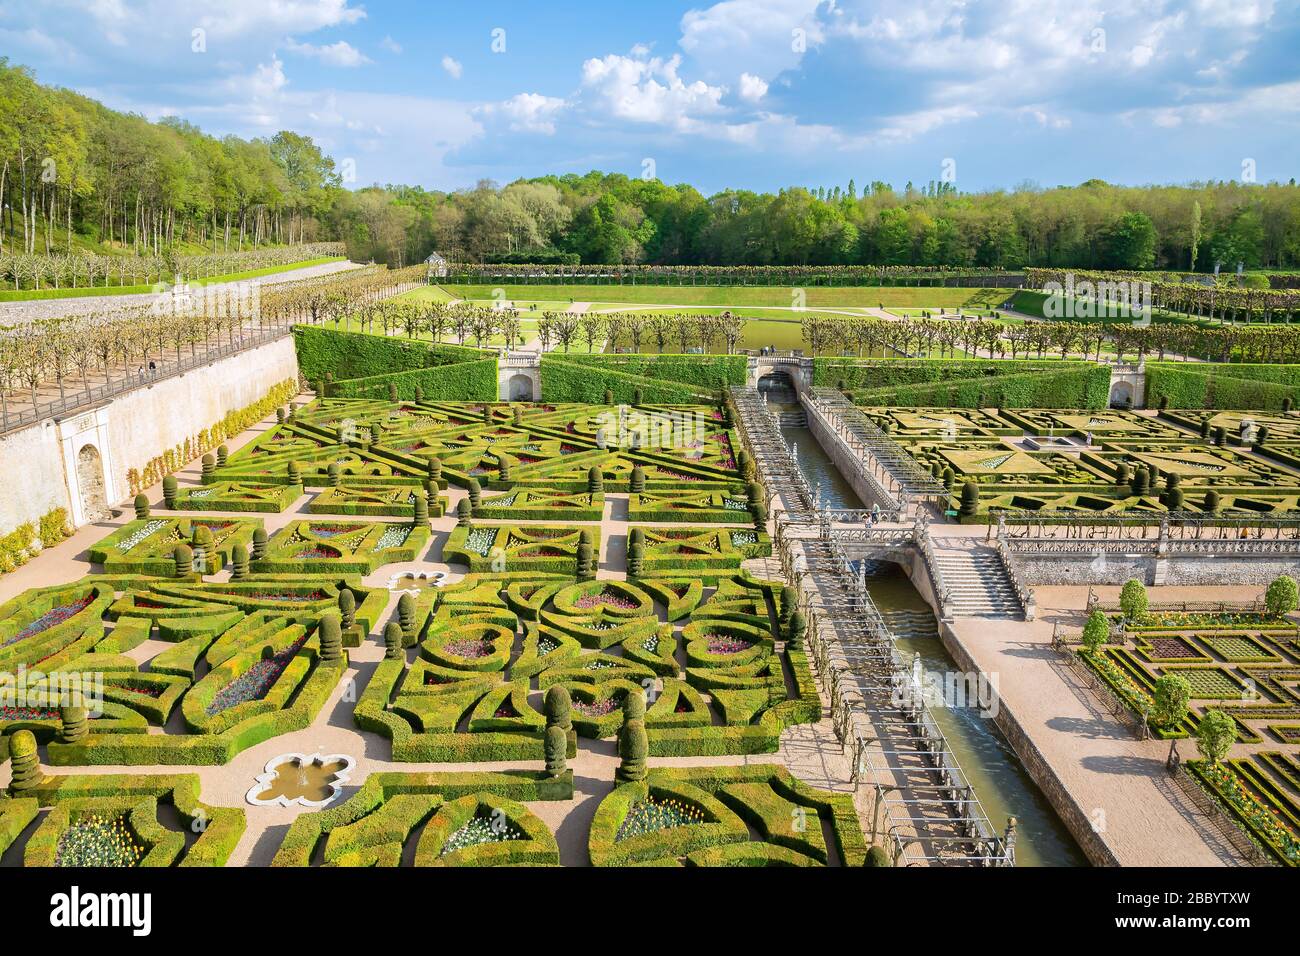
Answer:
572;698;619;717
705;634;754;655
444;638;493;659
573;590;638;610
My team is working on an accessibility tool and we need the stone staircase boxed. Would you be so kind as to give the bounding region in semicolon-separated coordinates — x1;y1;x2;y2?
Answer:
931;545;1023;619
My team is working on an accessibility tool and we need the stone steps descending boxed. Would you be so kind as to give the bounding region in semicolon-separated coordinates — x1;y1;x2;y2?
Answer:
931;546;1023;619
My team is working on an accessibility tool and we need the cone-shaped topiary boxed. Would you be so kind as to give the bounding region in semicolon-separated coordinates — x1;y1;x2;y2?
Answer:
134;494;150;520
383;621;404;660
414;386;424;402
7;730;40;794
319;613;343;662
618;718;648;782
779;585;797;632
338;589;356;628
173;544;193;578
231;543;250;580
499;457;511;481
252;527;268;560
959;480;980;518
468;478;481;507
544;724;568;777
388;382;399;402
588;466;604;494
544;685;572;731
630;465;645;494
60;705;87;742
162;475;178;508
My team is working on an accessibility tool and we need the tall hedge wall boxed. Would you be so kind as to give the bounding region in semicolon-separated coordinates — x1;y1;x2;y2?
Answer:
1145;363;1300;409
293;326;489;381
815;358;1112;409
540;353;741;403
329;359;499;401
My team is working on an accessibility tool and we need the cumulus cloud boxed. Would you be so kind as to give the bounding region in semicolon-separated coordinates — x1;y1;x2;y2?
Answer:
738;73;769;102
579;53;726;128
442;56;463;79
475;93;566;134
283;38;371;67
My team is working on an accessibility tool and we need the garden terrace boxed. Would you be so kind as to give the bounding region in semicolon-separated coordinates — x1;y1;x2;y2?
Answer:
850;406;1300;521
87;517;262;576
309;486;448;518
170;481;303;513
1063;602;1300;865
354;573;821;762
0;577;381;765
252;521;431;575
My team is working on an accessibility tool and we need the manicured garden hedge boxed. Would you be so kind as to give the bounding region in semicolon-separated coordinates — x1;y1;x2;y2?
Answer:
815;358;1111;409
541;356;720;404
1145;363;1300;410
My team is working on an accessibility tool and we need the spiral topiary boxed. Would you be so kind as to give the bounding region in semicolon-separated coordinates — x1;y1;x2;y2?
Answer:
468;478;481;508
512;405;524;425
60;705;87;743
499;457;511;482
588;466;604;494
231;542;250;580
173;544;194;578
576;542;595;581
544;685;572;732
627;540;644;576
398;592;416;637
133;494;150;520
287;460;301;484
428;458;443;482
630;465;645;494
7;730;40;794
456;498;473;525
544;725;568;777
383;621;404;660
318;613;343;663
338;589;356;628
217;444;229;467
370;423;383;445
327;462;341;487
162;474;178;509
959;480;980;518
252;527;268;560
618;718;648;782
201;453;215;481
276;406;286;424
413;491;429;525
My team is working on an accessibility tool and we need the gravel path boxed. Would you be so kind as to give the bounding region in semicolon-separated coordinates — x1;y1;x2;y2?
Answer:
0;259;364;324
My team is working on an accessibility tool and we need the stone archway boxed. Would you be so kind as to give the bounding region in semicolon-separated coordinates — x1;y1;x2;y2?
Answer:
1108;381;1134;408
76;444;109;522
508;373;535;401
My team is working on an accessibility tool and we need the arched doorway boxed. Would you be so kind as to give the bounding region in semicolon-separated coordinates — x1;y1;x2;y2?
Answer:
1108;381;1134;409
76;444;109;522
508;374;535;401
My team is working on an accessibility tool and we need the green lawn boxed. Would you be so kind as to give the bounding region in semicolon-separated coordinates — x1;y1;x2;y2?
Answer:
0;256;348;302
445;283;1013;309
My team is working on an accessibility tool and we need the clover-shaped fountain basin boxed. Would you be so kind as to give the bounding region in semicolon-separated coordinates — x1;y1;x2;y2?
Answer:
246;752;355;808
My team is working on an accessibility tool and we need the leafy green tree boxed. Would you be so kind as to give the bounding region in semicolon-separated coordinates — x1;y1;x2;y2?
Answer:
1195;710;1236;765
1119;579;1148;623
1151;673;1191;728
1265;575;1298;618
1081;610;1109;653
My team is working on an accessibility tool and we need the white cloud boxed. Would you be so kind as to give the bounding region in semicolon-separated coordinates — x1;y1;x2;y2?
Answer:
738;73;768;102
580;53;726;128
283;38;371;67
476;93;566;134
380;36;403;55
442;56;463;79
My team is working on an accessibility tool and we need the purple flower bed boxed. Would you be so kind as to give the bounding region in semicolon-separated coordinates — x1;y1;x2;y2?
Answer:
3;595;94;648
308;524;364;538
206;637;307;716
705;634;754;655
444;638;493;659
572;697;619;717
293;547;337;560
573;589;638;610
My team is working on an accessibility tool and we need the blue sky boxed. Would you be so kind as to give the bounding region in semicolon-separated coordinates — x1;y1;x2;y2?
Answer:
3;0;1298;194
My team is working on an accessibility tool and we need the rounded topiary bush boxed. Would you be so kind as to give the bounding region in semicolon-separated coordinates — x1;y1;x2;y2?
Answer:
630;465;645;494
544;685;572;732
217;444;229;466
865;845;892;867
1204;490;1221;513
456;499;472;525
588;466;604;495
319;613;343;663
252;527;268;559
7;729;40;794
959;480;980;518
60;705;88;743
133;494;150;520
544;724;568;777
231;542;250;580
618;718;648;781
338;589;356;628
173;544;194;578
162;475;178;509
383;621;404;660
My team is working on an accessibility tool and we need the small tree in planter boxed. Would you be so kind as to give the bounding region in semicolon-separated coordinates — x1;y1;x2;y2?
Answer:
1119;579;1148;623
162;475;178;509
133;494;150;520
1195;710;1236;765
1081;610;1109;654
1265;575;1298;619
1151;673;1191;730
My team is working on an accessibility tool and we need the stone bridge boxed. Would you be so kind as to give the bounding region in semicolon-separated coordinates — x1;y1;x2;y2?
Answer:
748;354;813;391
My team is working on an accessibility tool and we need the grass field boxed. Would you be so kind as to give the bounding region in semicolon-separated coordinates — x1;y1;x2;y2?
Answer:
444;283;1012;310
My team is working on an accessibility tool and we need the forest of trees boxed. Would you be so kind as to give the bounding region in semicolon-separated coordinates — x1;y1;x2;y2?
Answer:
5;58;1300;272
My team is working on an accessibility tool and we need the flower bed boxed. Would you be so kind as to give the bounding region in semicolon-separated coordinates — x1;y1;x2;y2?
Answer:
615;795;705;842
207;637;307;716
55;814;144;867
441;814;525;856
